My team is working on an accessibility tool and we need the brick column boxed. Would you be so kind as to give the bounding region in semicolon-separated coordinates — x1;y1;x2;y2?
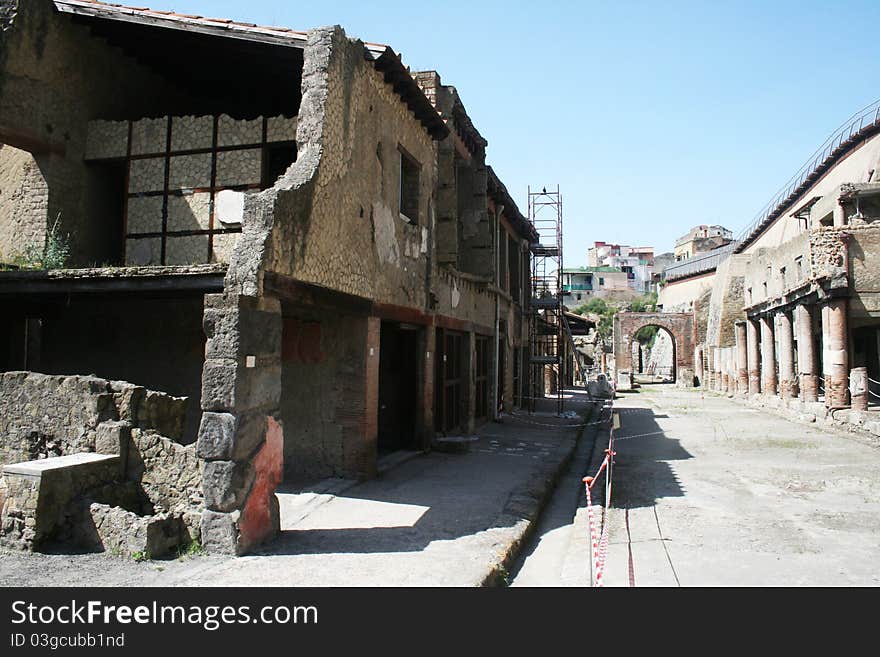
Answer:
760;315;777;396
823;299;850;407
776;311;796;399
747;318;760;395
796;304;819;403
735;322;748;395
197;294;283;556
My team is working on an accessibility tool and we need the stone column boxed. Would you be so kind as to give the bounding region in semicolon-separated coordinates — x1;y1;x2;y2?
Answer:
850;367;868;412
198;293;283;556
776;311;796;399
747;318;760;395
713;347;722;391
721;348;730;394
705;346;714;390
735;322;748;395
823;299;850;407
760;315;777;396
796;304;819;403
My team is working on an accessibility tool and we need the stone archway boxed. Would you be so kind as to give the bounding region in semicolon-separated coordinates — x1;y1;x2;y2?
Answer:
613;312;695;387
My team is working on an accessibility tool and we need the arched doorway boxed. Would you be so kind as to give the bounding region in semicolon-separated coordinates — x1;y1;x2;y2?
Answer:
613;312;695;387
631;324;677;384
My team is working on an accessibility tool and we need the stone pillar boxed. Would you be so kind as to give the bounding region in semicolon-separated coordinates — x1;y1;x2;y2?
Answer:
823;299;850;407
776;311;796;399
747;318;760;395
721;348;730;394
796;304;819;403
760;315;777;396
735;322;748;395
197;294;283;556
850;367;869;412
712;347;722;391
705;346;714;390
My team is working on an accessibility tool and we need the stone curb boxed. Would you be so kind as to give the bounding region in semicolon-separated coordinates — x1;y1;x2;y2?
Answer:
481;400;605;587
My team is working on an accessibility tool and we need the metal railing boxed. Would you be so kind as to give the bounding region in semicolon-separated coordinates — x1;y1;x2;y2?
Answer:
734;97;880;251
663;242;738;281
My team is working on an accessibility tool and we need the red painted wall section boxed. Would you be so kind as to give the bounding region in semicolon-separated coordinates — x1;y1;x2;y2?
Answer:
239;416;284;550
282;319;324;364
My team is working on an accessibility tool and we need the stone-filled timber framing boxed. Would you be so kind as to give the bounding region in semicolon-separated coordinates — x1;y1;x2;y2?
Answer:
0;1;539;555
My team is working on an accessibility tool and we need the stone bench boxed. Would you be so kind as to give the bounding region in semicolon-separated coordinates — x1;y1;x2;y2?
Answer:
1;453;120;551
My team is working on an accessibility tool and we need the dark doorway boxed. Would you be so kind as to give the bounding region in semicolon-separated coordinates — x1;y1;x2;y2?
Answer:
378;322;420;452
435;328;465;435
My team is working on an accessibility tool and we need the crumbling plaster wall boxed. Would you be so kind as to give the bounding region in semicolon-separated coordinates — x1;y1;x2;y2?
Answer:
257;29;435;309
0;0;194;265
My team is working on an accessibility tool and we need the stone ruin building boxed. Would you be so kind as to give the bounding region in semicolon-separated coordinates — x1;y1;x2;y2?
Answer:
622;97;880;436
0;1;539;557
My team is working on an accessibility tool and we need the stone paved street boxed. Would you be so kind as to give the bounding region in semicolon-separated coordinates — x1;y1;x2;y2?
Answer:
602;385;880;586
0;392;597;587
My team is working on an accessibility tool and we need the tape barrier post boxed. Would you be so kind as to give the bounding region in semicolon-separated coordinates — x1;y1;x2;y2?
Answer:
583;407;618;587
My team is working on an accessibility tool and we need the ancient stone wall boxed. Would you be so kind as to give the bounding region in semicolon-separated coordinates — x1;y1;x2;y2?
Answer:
257;28;436;310
0;144;48;262
0;0;194;266
704;254;747;348
848;224;880;316
0;371;187;468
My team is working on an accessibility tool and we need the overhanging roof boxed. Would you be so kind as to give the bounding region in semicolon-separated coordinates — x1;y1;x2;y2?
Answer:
52;1;448;139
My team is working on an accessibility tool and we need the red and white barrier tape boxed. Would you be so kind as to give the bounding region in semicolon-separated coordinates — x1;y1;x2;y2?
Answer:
583;447;615;587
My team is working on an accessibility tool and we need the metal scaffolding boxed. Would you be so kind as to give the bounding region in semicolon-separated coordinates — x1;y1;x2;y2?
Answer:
527;186;564;414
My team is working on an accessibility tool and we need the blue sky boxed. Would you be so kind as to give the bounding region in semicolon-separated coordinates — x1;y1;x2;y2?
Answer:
142;0;880;265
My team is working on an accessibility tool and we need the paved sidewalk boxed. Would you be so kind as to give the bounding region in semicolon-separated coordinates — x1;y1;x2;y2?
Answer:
0;391;597;587
602;385;880;587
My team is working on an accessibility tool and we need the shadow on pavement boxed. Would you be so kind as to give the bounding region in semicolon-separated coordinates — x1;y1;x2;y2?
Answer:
611;405;692;509
256;389;597;557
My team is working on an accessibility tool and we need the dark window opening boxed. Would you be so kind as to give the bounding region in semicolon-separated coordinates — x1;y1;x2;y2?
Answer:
399;147;421;223
262;142;298;189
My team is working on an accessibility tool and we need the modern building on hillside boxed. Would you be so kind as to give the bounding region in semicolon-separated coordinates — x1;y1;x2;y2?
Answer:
674;224;733;261
561;267;630;305
586;242;654;294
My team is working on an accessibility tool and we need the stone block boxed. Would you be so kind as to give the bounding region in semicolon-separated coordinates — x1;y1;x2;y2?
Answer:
0;453;120;550
202;460;255;512
211;232;240;264
85;503;186;559
201;509;241;555
197;412;267;462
